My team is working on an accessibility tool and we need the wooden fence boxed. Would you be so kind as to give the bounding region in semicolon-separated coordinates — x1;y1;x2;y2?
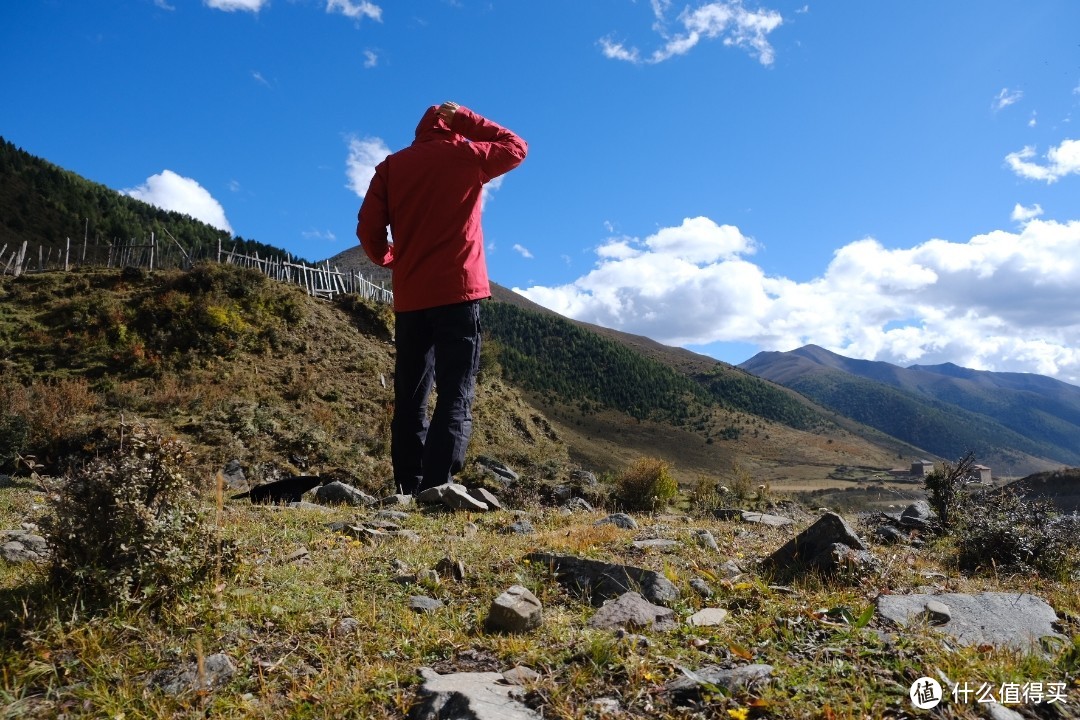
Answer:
1;234;393;306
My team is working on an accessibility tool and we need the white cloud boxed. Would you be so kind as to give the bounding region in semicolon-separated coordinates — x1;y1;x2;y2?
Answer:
515;215;1080;384
345;135;391;197
204;0;267;12
1006;139;1080;183
327;0;382;22
599;37;640;63
124;170;233;234
513;244;534;259
252;71;271;88
1011;203;1043;222
363;49;378;68
602;1;783;66
155;0;175;10
992;87;1023;112
302;229;337;242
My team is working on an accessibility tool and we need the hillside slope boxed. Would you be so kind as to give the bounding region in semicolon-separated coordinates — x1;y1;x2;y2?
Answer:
741;345;1078;474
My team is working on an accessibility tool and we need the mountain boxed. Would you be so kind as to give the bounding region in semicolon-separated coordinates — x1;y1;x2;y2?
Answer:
740;345;1080;474
0;136;301;266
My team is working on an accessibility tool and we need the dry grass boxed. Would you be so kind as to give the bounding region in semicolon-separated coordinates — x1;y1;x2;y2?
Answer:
1;481;1077;719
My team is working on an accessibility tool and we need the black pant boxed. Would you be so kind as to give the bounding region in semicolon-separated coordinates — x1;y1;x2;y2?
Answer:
391;300;482;495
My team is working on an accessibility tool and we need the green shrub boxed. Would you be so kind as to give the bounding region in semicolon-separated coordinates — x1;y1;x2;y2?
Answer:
923;451;977;533
955;488;1080;579
614;457;678;511
40;420;222;608
0;412;29;472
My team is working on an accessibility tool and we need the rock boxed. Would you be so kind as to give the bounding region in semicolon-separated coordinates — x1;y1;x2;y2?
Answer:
333;617;360;636
717;560;744;579
875;592;1066;653
569;469;598;486
468;487;503;510
435;557;466;582
475;456;520;483
687;608;729;627
221;459;247;491
380;493;414;508
590;698;621;715
417;483;490;511
587;591;676;632
741;511;794;527
763;512;875;578
409;667;541;720
1;530;48;563
899;500;935;529
665;664;773;706
502;520;535;535
501;666;540;685
288;501;330;511
284;547;310;564
875;525;906;544
983;702;1026;720
923;599;951;625
151;653;236;696
614;628;652;651
693;529;719;551
552;485;573;504
561;497;594;513
315;481;376;506
486;585;543;633
526;552;680;607
631;538;679;551
595;513;638;530
409;596;445;614
377;510;410;522
689;578;713;598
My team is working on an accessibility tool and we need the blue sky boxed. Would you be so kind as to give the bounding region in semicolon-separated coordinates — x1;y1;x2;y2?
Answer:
3;1;1080;383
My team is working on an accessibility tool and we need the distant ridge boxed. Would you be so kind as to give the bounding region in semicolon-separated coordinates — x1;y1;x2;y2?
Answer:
740;345;1080;473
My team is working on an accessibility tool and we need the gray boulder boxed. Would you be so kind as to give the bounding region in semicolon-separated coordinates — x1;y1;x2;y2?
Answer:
486;585;543;633
900;500;935;529
315;481;376;507
525;552;679;607
665;664;773;706
763;512;875;578
409;667;541;720
1;530;48;563
587;591;676;632
595;513;638;530
475;456;519;483
876;592;1065;653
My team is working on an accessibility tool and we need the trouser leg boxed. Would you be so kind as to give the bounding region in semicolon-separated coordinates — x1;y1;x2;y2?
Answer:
420;300;482;491
391;309;435;495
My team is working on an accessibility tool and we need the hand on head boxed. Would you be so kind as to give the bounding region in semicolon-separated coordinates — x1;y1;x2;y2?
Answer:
435;101;459;125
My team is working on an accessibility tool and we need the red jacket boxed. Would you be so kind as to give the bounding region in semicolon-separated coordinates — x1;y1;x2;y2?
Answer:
356;105;527;312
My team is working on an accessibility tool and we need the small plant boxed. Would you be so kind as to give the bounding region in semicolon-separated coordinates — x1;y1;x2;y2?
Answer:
923;451;977;533
40;419;223;608
955;487;1080;579
613;457;678;511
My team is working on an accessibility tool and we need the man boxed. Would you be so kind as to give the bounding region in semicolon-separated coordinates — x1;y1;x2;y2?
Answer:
356;102;527;496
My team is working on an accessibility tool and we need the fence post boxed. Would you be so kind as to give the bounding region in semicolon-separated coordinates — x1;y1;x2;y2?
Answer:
65;237;70;271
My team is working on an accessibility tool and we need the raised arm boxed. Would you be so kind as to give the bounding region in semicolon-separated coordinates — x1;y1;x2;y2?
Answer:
443;103;528;181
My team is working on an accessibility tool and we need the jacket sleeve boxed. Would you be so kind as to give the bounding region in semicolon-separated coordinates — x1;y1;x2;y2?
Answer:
356;163;394;267
449;106;528;182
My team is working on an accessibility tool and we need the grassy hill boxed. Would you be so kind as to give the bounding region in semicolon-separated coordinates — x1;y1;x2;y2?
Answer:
741;345;1078;476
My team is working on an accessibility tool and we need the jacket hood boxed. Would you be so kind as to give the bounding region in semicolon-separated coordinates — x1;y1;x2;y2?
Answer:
413;105;453;143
